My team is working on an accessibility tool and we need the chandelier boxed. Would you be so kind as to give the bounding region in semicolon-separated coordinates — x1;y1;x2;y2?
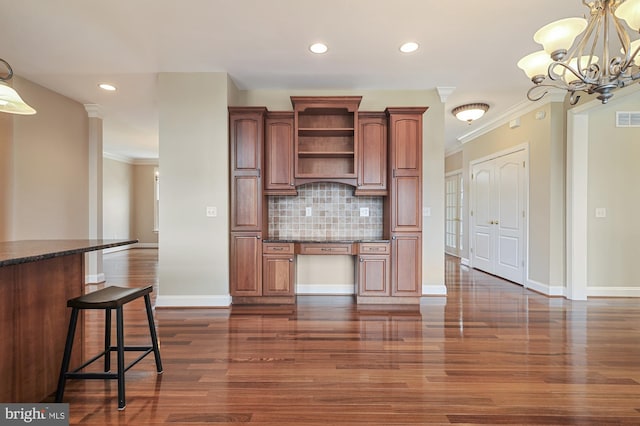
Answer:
518;0;640;105
0;58;36;115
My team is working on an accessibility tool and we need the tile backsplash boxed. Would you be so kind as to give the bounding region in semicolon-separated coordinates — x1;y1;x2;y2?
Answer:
268;183;383;240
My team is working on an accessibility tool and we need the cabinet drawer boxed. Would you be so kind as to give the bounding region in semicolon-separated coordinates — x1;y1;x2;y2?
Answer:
263;243;295;255
296;243;354;255
358;242;390;255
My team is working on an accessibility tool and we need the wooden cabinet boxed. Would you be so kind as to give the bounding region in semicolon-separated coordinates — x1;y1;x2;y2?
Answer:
291;96;361;185
265;112;296;195
356;112;388;196
229;107;267;231
391;233;422;297
262;243;295;297
296;242;355;255
385;107;427;233
230;232;262;296
357;242;391;297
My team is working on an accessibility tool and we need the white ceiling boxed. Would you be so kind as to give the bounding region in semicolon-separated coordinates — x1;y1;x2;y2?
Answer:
0;0;591;159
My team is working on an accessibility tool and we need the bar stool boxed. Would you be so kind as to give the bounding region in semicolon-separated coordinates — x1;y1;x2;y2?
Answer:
55;285;163;410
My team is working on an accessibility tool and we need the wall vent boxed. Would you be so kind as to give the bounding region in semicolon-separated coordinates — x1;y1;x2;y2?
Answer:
616;111;640;127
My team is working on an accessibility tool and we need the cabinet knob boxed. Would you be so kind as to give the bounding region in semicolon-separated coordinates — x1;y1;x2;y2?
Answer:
290;182;295;186
359;257;364;262
392;236;397;240
289;258;294;262
256;235;261;239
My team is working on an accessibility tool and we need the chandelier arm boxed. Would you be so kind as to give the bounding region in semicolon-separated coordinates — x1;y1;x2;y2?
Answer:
0;58;14;82
548;61;588;86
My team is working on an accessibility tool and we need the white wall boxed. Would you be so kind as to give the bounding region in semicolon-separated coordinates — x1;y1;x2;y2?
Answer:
103;157;133;241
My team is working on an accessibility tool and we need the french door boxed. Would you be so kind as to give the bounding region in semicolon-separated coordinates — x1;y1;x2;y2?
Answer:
445;172;463;257
470;149;526;284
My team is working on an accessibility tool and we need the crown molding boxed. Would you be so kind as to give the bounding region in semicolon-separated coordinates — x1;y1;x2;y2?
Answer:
84;104;102;118
458;90;566;144
103;151;133;164
436;86;456;103
133;158;159;166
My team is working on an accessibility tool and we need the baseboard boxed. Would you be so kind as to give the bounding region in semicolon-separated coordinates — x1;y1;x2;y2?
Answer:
587;287;640;297
135;242;159;249
460;257;470;266
525;278;565;297
85;273;106;284
296;284;355;295
103;242;158;254
155;294;232;308
422;284;447;295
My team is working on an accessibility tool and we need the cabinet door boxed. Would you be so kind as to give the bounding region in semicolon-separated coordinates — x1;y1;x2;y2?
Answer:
230;233;262;296
263;255;295;296
391;233;422;297
387;111;424;176
229;108;266;231
265;113;296;194
390;175;421;232
356;113;387;195
358;254;390;296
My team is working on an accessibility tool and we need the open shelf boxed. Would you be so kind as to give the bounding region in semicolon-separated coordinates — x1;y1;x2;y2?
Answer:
298;128;354;137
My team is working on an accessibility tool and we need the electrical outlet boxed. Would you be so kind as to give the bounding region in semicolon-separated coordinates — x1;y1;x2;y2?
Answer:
595;207;606;218
305;207;312;217
206;206;217;217
360;207;369;217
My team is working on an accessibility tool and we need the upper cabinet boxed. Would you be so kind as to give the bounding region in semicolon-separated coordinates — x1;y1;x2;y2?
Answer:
291;96;361;185
356;112;388;196
264;112;296;195
229;107;267;231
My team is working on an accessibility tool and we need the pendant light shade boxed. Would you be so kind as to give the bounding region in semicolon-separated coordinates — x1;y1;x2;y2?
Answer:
616;0;640;31
0;58;36;115
452;103;489;123
534;17;588;60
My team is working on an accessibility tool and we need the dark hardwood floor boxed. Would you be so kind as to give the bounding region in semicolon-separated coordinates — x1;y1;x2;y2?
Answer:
55;249;640;425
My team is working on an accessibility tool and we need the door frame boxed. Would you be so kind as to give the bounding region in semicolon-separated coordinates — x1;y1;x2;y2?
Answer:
468;143;529;287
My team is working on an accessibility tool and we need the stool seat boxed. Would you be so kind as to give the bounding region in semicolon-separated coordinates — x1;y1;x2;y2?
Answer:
68;285;153;309
56;284;163;410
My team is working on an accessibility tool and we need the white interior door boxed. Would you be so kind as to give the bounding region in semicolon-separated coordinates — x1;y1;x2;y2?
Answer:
445;172;462;256
471;149;526;284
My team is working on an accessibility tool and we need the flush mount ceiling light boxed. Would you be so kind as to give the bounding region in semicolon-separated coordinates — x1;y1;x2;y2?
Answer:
518;0;640;105
309;43;328;54
399;42;419;53
99;83;117;91
0;58;36;115
452;103;490;123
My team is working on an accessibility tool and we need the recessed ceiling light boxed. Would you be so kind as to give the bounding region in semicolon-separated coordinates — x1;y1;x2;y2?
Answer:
399;42;419;53
309;43;328;54
98;83;117;92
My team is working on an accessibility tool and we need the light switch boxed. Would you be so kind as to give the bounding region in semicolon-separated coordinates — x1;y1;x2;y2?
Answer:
360;207;369;217
423;207;431;217
305;207;312;217
595;207;606;218
206;206;217;217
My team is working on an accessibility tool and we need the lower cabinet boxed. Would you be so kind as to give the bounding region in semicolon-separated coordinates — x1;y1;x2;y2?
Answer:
263;243;295;296
230;232;262;296
357;242;391;296
391;233;422;297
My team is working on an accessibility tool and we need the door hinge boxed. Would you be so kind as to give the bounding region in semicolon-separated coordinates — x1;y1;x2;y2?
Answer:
470;210;474;216
523;210;526;218
471;173;474;180
523;161;526;168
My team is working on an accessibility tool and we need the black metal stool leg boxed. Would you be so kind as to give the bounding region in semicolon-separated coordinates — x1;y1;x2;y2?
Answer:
104;308;111;372
116;306;126;410
56;308;79;403
144;294;163;373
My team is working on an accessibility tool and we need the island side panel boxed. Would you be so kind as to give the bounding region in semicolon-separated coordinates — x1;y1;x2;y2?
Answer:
12;253;84;402
0;263;16;402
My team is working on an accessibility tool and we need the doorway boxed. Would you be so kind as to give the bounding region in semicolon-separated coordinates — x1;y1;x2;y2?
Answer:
445;171;463;257
470;147;527;285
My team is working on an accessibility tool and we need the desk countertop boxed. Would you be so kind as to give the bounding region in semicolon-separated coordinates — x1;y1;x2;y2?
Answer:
263;239;390;244
0;239;138;267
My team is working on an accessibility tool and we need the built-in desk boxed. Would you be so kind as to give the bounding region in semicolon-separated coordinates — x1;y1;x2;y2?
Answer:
0;239;137;403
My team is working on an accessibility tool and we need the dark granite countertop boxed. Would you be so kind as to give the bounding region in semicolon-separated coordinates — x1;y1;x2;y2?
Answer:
0;239;138;267
263;239;390;243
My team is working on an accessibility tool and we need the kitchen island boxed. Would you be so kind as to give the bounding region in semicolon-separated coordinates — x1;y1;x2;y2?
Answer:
0;239;137;403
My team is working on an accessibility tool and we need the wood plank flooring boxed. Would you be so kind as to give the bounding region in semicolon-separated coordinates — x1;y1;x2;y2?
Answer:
50;249;640;425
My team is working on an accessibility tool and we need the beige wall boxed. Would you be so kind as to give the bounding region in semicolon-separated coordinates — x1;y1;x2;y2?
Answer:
133;164;159;244
103;157;133;241
0;112;12;241
461;102;565;289
445;151;462;173
587;95;640;288
158;73;231;305
8;77;89;240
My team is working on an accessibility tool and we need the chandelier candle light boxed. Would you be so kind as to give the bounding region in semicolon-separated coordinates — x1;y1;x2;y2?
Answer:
518;0;640;104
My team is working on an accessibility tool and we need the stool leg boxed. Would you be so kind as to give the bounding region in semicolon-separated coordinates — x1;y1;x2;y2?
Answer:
144;294;163;373
56;308;79;403
104;308;111;372
116;306;126;410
